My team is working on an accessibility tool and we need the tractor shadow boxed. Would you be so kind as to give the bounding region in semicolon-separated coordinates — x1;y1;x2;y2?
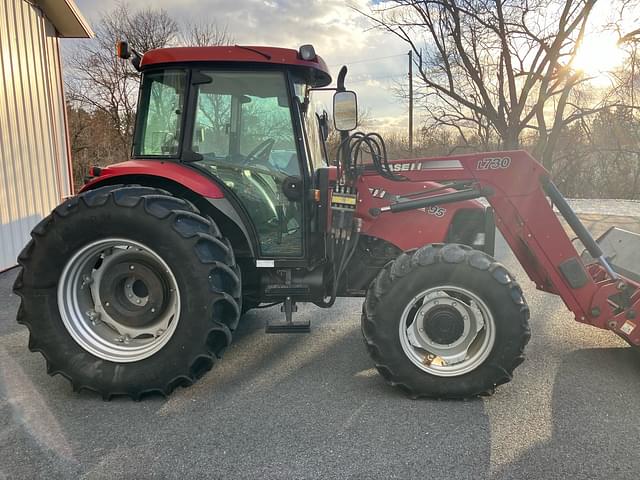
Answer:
147;300;494;479
1;288;494;479
491;346;640;480
161;300;404;401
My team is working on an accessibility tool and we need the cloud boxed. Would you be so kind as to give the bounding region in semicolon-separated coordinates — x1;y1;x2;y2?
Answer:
69;0;411;133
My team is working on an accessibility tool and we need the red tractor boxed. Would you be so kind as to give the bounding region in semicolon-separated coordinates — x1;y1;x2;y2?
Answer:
14;44;640;400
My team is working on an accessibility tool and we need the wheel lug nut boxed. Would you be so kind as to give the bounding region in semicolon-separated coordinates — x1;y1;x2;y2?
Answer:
129;265;135;270
81;275;93;288
151;308;156;313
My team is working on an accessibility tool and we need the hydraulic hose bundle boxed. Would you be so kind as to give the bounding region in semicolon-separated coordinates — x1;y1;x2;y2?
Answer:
318;131;404;308
334;131;406;183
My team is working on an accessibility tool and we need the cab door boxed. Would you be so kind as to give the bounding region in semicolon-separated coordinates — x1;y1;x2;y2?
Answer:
188;70;304;258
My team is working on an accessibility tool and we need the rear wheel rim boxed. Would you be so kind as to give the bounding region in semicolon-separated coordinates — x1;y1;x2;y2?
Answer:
58;238;180;363
398;285;495;377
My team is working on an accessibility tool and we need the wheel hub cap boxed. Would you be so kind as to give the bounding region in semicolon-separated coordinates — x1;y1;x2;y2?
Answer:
422;305;465;345
400;286;495;377
58;238;180;362
96;256;167;329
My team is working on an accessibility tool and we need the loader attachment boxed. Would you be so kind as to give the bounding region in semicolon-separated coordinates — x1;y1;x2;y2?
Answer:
582;227;640;284
364;150;640;346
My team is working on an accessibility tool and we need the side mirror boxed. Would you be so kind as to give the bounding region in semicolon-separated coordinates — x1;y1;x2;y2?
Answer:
116;41;131;59
116;40;142;71
333;91;358;131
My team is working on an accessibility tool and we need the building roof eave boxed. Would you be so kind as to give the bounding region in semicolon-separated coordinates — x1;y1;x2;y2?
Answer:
36;0;94;38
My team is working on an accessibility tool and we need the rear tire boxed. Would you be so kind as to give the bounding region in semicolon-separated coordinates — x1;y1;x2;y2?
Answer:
13;185;241;400
361;244;530;399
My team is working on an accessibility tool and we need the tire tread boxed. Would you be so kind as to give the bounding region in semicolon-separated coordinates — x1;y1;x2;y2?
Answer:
13;185;241;400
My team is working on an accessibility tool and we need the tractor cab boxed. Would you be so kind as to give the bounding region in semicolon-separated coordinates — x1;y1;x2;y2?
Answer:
128;45;347;262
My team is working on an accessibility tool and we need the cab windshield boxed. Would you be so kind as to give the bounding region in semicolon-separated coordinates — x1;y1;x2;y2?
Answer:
294;82;329;171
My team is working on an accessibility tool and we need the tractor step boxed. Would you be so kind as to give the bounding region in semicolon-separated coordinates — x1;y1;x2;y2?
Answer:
265;320;311;334
265;296;310;334
264;285;310;296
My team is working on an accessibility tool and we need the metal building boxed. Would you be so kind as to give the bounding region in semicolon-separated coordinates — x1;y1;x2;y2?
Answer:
0;0;92;271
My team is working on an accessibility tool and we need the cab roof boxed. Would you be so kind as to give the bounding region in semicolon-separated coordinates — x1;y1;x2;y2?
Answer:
140;45;332;87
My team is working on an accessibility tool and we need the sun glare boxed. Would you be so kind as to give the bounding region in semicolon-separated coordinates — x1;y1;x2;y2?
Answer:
572;32;627;83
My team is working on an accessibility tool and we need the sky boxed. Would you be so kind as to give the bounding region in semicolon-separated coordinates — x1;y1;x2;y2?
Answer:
65;0;637;135
66;0;412;132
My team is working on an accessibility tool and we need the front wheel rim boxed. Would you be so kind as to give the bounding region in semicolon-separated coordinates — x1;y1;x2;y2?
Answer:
398;285;495;377
58;238;181;363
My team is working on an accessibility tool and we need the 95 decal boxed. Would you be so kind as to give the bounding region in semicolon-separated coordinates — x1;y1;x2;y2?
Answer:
477;157;511;170
425;206;446;218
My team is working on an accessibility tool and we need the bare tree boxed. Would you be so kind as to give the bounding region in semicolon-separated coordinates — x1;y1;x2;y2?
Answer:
65;3;179;159
104;3;179;53
64;3;234;184
179;19;233;46
359;0;634;169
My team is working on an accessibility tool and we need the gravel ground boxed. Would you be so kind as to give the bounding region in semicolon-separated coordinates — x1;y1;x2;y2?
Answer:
567;198;640;217
2;217;640;479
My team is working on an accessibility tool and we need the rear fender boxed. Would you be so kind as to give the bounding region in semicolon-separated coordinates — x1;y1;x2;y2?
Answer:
81;160;225;198
80;162;256;257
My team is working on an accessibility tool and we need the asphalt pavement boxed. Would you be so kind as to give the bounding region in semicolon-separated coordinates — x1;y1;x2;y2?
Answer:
2;222;640;479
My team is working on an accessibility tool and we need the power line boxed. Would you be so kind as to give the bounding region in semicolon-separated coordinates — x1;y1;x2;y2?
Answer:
346;73;406;85
328;53;406;68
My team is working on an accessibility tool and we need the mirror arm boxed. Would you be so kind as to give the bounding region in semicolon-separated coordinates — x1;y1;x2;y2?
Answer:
335;66;351;156
131;53;142;72
337;66;348;92
307;87;338;92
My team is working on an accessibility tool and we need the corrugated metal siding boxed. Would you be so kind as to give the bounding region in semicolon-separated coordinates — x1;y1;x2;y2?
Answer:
0;0;71;271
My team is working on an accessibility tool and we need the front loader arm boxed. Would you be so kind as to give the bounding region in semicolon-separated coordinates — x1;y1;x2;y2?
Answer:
365;150;640;345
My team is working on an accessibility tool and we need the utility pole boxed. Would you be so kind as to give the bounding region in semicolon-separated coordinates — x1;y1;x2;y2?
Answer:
408;50;414;156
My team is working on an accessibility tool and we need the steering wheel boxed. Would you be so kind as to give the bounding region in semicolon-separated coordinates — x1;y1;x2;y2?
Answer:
244;138;275;165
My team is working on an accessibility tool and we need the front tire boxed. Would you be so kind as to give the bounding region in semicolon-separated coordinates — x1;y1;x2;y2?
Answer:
13;185;241;399
362;244;530;398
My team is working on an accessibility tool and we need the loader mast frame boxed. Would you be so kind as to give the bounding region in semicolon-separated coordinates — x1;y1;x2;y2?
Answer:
368;150;640;345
